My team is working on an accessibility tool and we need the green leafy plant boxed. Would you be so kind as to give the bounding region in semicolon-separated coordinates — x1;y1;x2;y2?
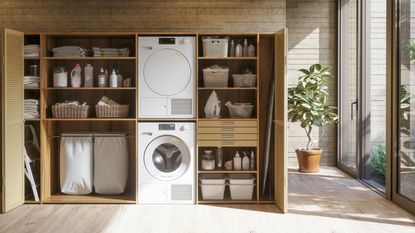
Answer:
370;144;386;177
288;64;338;150
409;41;415;61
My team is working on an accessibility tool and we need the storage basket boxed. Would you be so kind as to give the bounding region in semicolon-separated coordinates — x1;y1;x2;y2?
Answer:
228;174;255;200
96;105;129;118
203;66;229;87
232;74;257;87
225;102;254;118
202;38;229;57
199;174;226;200
52;104;89;118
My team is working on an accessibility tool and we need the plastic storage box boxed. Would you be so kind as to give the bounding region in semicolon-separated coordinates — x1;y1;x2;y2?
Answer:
232;74;257;87
202;38;229;57
225;102;254;118
228;174;255;200
203;65;229;87
199;174;226;200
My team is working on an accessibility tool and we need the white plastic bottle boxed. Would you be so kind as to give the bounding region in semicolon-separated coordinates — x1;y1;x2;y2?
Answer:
249;151;255;170
233;151;242;170
70;64;82;88
235;41;242;57
84;64;93;87
242;152;249;170
248;44;255;57
98;68;107;87
243;39;248;57
110;69;118;88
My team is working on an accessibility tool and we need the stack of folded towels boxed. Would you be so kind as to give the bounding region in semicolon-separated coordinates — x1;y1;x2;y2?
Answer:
24;44;40;57
92;47;130;57
24;76;40;88
24;99;40;119
52;46;92;57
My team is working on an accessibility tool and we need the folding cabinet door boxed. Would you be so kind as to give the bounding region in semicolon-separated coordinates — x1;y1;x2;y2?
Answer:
274;28;288;213
1;28;24;212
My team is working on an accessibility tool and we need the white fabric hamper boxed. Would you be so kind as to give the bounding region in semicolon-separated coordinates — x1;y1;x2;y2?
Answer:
60;133;93;195
94;133;128;195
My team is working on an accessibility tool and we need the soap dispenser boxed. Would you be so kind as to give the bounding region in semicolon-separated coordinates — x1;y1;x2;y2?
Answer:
233;151;242;170
242;152;249;170
110;69;118;88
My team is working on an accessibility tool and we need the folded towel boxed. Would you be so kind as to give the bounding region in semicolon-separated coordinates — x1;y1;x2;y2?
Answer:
97;96;119;106
24;99;40;105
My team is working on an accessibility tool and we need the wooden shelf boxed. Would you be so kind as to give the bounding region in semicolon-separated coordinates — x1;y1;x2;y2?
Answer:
43;56;136;60
43;118;136;121
198;118;257;121
198;170;258;174
44;192;136;204
25;87;40;90
24;57;40;60
138;118;196;122
198;57;257;60
198;87;257;90
24;118;40;121
45;87;136;90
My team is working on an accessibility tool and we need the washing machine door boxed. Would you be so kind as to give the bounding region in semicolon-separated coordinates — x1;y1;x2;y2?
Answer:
144;135;191;181
143;48;191;96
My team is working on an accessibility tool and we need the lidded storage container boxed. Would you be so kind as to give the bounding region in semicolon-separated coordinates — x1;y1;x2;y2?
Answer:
203;65;229;87
202;38;229;57
199;174;226;200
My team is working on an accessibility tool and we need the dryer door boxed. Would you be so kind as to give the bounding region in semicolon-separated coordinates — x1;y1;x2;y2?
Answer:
144;48;191;96
144;135;191;181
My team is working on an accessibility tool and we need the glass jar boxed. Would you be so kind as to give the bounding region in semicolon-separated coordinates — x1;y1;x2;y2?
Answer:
29;64;39;76
201;150;215;170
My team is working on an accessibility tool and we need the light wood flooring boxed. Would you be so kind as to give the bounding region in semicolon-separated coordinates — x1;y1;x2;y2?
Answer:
0;166;414;233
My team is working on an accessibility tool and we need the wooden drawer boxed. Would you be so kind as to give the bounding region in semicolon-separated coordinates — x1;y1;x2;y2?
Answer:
198;120;257;128
198;133;257;140
198;140;258;147
198;127;257;134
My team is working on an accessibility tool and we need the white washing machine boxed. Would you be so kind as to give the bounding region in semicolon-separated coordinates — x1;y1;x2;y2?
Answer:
138;36;195;118
138;122;195;204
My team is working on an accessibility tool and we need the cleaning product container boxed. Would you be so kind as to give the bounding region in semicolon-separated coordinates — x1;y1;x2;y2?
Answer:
232;74;257;87
228;174;255;200
70;64;82;87
225;102;254;118
203;65;229;87
93;133;128;195
60;133;93;195
199;174;226;200
202;38;229;57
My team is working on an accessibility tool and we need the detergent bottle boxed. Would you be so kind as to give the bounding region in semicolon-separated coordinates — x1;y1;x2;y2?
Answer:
70;64;82;88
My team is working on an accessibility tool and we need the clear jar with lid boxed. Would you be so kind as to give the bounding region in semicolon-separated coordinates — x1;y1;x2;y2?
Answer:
29;64;39;76
201;150;216;170
53;66;68;87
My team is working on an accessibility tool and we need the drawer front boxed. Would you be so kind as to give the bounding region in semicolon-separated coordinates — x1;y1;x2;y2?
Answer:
198;133;257;140
198;127;257;134
198;140;258;147
198;120;257;128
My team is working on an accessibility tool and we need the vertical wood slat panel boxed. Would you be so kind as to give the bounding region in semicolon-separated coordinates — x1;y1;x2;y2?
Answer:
274;28;287;213
2;28;24;212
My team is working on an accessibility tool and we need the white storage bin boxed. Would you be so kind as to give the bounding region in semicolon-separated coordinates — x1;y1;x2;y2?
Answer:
202;38;229;57
94;133;128;195
225;102;254;118
60;133;93;195
228;174;255;200
203;65;229;87
232;74;257;87
199;174;226;200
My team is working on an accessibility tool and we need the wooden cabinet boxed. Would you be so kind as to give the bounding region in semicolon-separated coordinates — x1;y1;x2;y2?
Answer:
1;30;287;213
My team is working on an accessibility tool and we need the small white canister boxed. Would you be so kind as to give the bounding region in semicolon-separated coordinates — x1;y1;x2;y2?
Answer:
53;67;68;87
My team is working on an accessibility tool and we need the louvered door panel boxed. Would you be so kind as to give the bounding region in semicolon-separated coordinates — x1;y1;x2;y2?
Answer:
274;28;287;213
1;28;24;212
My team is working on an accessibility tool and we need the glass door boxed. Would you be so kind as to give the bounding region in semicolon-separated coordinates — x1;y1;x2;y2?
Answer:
394;0;415;212
338;0;359;176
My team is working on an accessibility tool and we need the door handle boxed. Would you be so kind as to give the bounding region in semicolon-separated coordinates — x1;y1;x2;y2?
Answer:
351;100;358;120
141;132;153;136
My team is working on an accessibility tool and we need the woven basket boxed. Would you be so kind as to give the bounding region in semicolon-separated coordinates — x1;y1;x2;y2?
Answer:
52;105;89;118
96;105;129;118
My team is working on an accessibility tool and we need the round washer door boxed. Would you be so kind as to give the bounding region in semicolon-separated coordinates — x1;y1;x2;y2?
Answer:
144;48;191;96
144;135;191;181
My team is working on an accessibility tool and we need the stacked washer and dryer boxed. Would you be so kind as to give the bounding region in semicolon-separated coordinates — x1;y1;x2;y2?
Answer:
138;36;196;204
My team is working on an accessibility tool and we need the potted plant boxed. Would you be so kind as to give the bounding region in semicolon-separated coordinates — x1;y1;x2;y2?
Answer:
288;64;338;173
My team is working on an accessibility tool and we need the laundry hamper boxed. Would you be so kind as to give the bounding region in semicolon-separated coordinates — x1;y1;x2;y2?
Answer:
60;133;93;195
94;133;129;195
202;38;228;57
96;105;129;118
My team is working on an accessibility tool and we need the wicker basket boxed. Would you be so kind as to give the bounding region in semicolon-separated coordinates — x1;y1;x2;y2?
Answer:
52;104;89;118
96;105;129;118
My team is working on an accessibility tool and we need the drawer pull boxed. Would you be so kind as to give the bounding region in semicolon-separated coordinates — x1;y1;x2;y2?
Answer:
221;121;235;126
221;128;234;132
222;141;235;145
220;134;235;139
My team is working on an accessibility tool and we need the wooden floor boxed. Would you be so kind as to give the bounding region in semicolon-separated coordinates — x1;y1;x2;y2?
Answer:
0;166;414;233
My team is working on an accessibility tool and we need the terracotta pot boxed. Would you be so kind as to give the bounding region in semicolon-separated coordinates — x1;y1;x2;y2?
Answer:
295;148;322;173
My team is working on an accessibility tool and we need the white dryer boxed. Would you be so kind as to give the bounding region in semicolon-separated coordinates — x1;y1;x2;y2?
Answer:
138;36;195;118
138;122;195;204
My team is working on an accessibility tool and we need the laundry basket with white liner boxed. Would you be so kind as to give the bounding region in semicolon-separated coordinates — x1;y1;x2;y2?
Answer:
203;65;229;87
225;101;254;118
232;74;257;87
93;133;128;195
228;174;255;200
199;173;226;200
60;133;93;195
202;38;229;57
